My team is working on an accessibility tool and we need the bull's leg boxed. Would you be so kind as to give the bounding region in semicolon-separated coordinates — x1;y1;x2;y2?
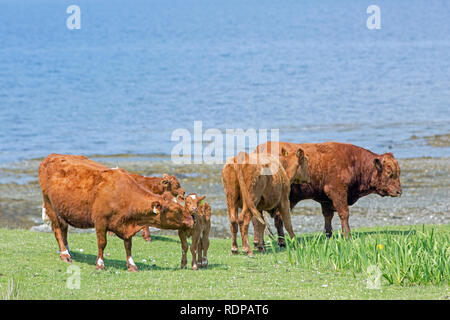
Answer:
273;213;286;247
321;203;335;238
95;226;107;270
238;207;253;256
326;188;351;239
43;197;71;262
124;238;138;272
178;230;188;269
142;226;151;242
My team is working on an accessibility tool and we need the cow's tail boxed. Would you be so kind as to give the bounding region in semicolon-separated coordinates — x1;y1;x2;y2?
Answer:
233;152;266;226
41;205;51;226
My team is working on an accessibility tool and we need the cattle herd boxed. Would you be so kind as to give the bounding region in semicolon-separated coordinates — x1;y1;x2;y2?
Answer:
38;141;402;271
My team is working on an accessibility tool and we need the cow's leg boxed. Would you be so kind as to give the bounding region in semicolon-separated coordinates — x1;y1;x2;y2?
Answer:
321;202;335;238
326;188;351;238
279;195;296;240
178;230;188;269
238;207;253;256
142;226;151;242
252;216;261;249
228;206;239;255
60;221;71;253
252;217;266;252
95;227;107;270
190;231;200;270
44;197;71;262
124;238;138;272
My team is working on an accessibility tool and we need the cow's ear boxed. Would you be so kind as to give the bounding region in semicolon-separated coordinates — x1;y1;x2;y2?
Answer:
281;147;289;157
151;201;162;214
296;148;305;162
198;195;206;203
374;158;383;172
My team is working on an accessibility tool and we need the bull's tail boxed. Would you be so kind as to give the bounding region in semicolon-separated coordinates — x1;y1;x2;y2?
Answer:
233;152;266;226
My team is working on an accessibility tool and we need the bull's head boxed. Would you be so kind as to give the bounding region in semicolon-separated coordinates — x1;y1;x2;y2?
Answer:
371;153;402;197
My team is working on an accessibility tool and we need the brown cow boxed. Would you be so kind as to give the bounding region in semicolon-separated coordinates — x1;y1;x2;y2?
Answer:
127;173;185;241
178;194;211;270
254;142;402;241
38;154;194;272
222;148;310;256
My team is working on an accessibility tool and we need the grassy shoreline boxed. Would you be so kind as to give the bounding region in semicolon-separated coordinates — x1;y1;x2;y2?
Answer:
0;224;448;300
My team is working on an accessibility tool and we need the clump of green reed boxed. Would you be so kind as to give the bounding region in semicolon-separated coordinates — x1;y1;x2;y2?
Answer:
282;225;449;286
1;278;21;300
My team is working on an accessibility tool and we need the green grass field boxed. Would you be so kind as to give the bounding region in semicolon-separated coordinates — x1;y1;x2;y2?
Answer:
0;225;448;300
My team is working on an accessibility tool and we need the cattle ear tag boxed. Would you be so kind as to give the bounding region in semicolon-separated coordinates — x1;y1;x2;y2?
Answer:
199;200;204;206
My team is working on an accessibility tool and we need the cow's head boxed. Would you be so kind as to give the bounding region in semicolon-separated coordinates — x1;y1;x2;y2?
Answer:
371;153;402;197
283;147;311;184
161;174;185;198
160;197;195;230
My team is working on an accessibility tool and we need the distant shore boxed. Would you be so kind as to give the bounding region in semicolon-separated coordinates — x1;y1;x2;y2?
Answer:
0;155;448;237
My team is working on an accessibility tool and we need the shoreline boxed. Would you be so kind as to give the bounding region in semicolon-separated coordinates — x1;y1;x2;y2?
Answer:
0;156;448;237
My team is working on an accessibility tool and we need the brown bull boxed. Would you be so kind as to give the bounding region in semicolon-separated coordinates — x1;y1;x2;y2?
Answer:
38;154;194;272
222;148;309;256
254;142;402;241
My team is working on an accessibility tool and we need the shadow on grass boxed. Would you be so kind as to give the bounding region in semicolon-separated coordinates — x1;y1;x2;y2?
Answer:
108;234;179;243
69;252;172;271
69;251;228;271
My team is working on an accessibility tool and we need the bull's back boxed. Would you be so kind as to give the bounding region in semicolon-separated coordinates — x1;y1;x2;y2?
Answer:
257;141;368;200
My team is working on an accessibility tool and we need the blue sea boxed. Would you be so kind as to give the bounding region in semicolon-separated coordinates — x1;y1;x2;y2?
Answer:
0;0;449;164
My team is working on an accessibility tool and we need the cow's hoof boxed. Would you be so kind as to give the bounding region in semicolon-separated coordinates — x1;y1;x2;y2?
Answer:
192;264;198;271
278;240;286;248
60;254;72;263
95;264;105;271
127;265;139;272
143;237;151;242
231;248;239;255
257;246;266;253
202;258;208;268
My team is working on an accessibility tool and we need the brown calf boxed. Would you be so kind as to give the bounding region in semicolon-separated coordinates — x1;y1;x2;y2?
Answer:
222;149;309;256
38;154;194;272
178;194;211;270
